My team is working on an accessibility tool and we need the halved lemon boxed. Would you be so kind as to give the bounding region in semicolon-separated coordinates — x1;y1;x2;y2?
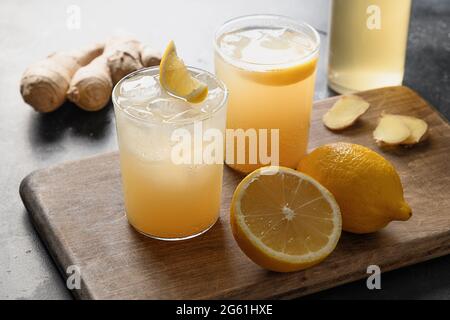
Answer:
159;40;208;103
230;167;342;272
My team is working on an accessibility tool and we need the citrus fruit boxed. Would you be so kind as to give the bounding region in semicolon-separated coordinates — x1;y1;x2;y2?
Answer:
159;40;208;103
297;142;412;234
230;166;342;272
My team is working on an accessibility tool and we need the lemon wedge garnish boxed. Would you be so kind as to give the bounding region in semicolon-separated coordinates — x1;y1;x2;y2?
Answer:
230;166;342;272
159;41;208;103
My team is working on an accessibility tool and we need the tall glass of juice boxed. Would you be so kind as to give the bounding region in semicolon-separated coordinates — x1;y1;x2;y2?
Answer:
113;67;228;240
214;15;320;173
328;0;412;94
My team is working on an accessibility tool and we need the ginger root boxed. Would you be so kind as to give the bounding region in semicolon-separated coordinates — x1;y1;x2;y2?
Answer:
323;95;370;130
373;113;428;146
21;37;161;112
141;44;161;67
106;37;144;85
68;37;151;111
20;43;103;112
66;55;112;112
67;37;142;111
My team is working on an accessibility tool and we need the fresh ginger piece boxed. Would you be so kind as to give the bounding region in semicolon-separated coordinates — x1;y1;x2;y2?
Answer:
67;55;112;111
140;44;161;68
395;115;428;144
373;114;428;146
106;37;144;85
68;37;144;111
323;95;370;130
373;114;411;145
20;43;104;112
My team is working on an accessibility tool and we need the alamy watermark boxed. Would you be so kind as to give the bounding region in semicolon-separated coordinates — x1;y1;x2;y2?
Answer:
170;122;280;167
366;5;381;30
366;264;381;290
66;5;81;30
66;265;81;290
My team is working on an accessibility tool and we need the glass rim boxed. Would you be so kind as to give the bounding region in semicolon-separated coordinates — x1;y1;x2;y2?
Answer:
213;14;321;70
112;66;229;127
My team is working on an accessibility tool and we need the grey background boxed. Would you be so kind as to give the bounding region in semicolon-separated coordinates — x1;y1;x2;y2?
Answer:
0;0;449;299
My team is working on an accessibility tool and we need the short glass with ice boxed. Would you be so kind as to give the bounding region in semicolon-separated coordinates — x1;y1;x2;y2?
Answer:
112;67;228;240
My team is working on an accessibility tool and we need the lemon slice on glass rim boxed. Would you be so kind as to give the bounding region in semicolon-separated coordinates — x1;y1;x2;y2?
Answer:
159;40;208;103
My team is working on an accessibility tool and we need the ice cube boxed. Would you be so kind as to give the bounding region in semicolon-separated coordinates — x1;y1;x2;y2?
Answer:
119;75;161;104
147;98;201;122
123;106;153;119
195;72;218;91
199;87;224;113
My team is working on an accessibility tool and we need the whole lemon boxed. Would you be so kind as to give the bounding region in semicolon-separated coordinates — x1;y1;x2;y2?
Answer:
297;142;411;233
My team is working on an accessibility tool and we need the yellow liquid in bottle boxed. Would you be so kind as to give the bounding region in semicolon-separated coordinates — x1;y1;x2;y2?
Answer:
328;0;411;94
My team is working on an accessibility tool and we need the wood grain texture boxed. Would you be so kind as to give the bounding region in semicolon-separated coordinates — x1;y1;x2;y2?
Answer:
19;86;450;300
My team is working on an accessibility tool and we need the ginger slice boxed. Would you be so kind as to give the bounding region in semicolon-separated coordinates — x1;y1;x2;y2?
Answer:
395;115;428;144
373;114;411;145
323;95;370;130
373;114;428;146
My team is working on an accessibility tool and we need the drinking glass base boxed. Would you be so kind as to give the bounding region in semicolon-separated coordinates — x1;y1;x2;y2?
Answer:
129;217;218;241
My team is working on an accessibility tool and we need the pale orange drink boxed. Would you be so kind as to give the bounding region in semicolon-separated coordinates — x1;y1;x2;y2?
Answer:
214;15;320;173
113;67;228;240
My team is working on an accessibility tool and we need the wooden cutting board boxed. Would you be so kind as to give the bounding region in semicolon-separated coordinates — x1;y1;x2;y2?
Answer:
20;86;450;299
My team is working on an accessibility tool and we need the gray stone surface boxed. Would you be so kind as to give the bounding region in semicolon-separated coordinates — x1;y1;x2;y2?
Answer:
0;0;448;299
